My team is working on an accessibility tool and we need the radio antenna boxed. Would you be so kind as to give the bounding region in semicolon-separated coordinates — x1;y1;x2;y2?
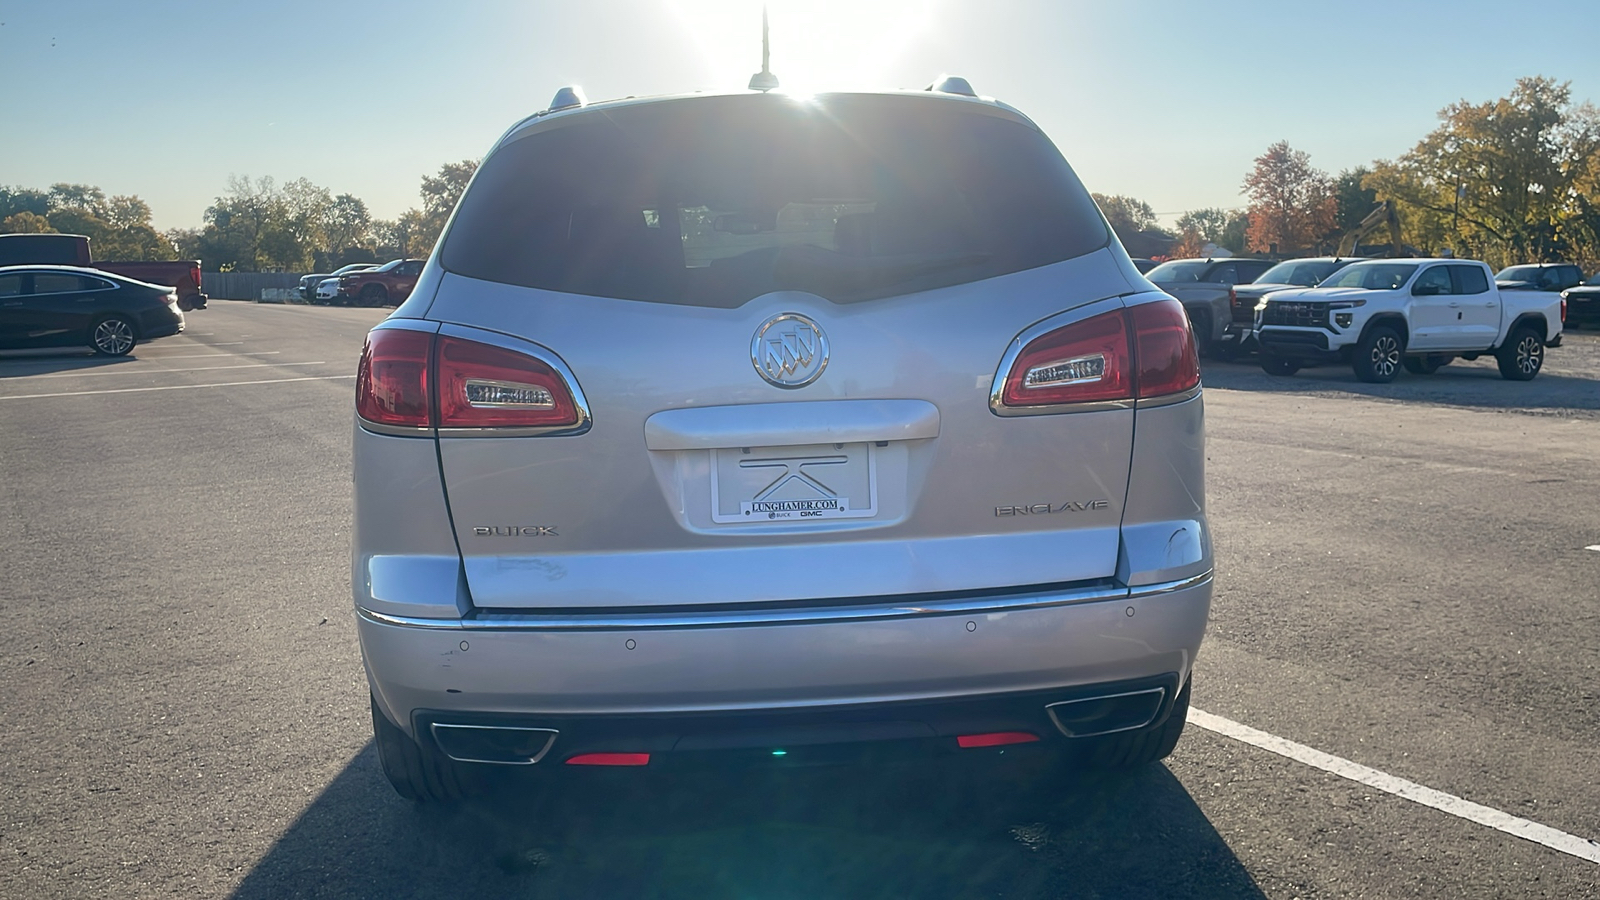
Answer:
748;4;779;92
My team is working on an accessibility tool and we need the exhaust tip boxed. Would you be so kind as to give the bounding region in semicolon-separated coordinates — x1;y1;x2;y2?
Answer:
429;723;558;765
1045;687;1166;738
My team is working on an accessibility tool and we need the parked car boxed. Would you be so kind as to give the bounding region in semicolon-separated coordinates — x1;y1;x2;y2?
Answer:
1560;273;1600;328
1255;258;1563;382
1131;257;1158;274
0;233;208;311
315;278;342;303
353;84;1211;802
301;263;379;302
1144;257;1275;356
1494;263;1584;294
0;265;184;355
331;258;424;306
1225;257;1364;355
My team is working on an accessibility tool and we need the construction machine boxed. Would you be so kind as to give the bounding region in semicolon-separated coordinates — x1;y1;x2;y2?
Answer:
1337;201;1404;258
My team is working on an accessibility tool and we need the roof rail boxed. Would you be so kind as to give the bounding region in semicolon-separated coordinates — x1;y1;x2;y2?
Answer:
925;75;976;97
548;85;586;112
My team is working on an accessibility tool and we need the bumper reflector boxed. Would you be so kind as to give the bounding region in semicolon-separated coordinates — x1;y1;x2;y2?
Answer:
565;752;651;766
955;731;1040;749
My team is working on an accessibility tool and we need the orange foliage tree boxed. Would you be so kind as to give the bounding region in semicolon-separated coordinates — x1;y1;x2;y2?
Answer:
1242;141;1337;254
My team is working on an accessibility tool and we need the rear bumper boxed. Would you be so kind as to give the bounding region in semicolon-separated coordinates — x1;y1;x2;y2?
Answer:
358;572;1212;749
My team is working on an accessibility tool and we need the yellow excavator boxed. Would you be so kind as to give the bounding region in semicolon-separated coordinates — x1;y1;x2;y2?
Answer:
1336;200;1405;257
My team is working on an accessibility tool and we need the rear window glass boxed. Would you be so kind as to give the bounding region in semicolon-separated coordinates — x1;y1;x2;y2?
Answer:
441;95;1108;307
1450;265;1489;294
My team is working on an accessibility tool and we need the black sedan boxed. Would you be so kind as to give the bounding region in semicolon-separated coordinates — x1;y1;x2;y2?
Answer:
0;265;185;356
1562;273;1600;328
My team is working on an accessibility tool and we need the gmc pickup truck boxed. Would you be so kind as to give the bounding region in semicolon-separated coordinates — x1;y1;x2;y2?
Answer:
0;233;207;310
1254;258;1562;383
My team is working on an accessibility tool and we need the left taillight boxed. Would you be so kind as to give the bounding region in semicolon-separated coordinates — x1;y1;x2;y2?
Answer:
356;329;432;429
997;298;1199;412
356;329;582;433
189;265;202;289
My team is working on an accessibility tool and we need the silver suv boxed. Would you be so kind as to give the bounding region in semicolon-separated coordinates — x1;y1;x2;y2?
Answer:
353;85;1212;801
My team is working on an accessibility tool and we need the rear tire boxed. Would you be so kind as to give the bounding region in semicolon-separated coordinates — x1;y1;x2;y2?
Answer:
1079;677;1191;769
1260;355;1299;376
371;695;476;803
1188;309;1215;359
1353;324;1403;383
359;284;388;308
1496;325;1544;381
90;315;137;356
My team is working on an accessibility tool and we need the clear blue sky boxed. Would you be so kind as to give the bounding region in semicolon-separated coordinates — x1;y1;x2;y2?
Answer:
3;0;1596;231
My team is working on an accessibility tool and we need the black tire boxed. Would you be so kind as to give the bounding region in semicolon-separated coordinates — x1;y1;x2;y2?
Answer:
1079;677;1192;769
90;315;137;356
1260;355;1299;376
371;696;475;803
359;284;388;308
1353;324;1403;383
1189;309;1215;359
1496;325;1545;381
1403;354;1451;375
1210;339;1243;362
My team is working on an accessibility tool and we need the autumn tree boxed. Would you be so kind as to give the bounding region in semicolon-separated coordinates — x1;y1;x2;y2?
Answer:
1174;208;1231;246
1365;77;1600;267
1091;193;1161;240
1241;142;1337;255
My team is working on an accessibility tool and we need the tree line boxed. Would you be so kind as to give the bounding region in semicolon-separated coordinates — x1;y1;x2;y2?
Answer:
1102;76;1600;270
0;160;478;272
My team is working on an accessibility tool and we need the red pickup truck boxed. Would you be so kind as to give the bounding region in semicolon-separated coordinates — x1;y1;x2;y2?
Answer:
0;233;208;310
331;258;424;307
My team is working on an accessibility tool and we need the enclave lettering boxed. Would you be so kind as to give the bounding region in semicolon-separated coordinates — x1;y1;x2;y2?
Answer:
995;500;1110;517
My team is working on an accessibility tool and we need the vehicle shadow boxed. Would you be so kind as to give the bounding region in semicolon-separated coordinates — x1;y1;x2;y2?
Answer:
230;743;1263;899
0;349;137;378
1200;357;1600;412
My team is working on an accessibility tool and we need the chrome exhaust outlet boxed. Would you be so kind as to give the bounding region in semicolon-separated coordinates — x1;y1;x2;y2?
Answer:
429;723;559;765
1045;687;1166;738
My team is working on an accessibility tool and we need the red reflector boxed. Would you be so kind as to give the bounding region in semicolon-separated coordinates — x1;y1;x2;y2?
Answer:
956;731;1040;749
1129;298;1201;399
356;329;432;428
565;752;650;766
1001;309;1133;407
434;335;580;429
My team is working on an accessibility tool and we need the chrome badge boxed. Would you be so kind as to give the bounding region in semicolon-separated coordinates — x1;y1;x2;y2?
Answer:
751;313;828;388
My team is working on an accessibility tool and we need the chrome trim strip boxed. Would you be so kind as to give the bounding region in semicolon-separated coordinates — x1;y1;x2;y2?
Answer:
1133;384;1203;410
1045;687;1166;738
355;570;1213;632
428;722;559;765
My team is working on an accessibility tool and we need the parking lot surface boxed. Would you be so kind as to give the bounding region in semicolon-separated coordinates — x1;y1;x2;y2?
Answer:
2;303;1597;898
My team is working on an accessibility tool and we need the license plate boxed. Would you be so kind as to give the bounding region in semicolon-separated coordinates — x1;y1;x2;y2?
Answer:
710;442;878;524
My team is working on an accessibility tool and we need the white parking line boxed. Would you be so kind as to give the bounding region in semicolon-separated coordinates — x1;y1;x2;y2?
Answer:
1189;708;1600;864
31;361;327;379
0;375;355;401
1586;545;1600;552
140;351;281;360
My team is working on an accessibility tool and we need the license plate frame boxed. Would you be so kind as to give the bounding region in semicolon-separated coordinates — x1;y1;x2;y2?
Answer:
709;442;879;524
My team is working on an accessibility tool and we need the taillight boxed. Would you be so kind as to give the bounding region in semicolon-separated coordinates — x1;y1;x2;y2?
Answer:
1228;286;1238;308
434;335;580;429
997;298;1199;411
189;265;202;288
356;329;431;428
1128;298;1201;399
1561;295;1568;323
1000;309;1133;407
356;329;582;432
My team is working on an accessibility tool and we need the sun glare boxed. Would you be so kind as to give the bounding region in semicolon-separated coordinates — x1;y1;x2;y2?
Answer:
665;0;942;94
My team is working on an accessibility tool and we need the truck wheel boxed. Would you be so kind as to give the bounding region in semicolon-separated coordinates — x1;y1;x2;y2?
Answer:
1078;677;1191;769
360;284;388;307
1260;356;1299;376
1188;309;1215;359
1496;325;1544;381
90;316;138;356
371;695;476;803
1354;325;1403;383
1403;354;1451;375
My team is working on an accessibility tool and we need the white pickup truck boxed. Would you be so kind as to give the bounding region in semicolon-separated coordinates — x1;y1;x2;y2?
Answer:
1253;258;1563;383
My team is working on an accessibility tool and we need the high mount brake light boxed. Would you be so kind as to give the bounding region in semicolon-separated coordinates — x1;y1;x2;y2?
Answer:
356;329;581;432
999;298;1199;410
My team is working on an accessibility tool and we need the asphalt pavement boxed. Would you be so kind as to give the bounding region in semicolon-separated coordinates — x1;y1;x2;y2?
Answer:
1;302;1597;898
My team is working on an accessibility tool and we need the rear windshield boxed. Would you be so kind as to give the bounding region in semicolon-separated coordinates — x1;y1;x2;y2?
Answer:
1322;262;1418;290
441;95;1108;307
1143;260;1211;283
1258;259;1345;287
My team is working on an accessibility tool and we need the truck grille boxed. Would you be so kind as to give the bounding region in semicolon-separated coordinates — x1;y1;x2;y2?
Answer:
1261;301;1330;329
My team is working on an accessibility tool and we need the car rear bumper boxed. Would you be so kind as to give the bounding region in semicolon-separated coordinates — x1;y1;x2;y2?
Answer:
358;572;1212;751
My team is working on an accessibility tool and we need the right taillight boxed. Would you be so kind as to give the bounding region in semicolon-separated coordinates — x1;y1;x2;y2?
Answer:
356;329;582;433
998;298;1198;412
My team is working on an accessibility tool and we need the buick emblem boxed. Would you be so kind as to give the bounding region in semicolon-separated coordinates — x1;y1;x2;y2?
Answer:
751;313;828;388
